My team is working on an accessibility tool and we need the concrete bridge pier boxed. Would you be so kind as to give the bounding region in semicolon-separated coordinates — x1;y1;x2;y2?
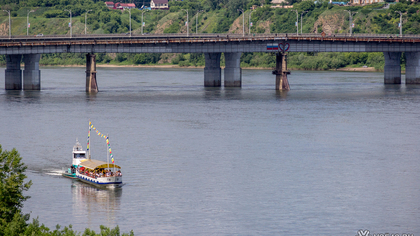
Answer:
5;55;22;90
86;53;98;93
405;52;420;84
23;54;41;90
224;53;242;87
273;52;290;90
204;53;221;87
383;52;402;84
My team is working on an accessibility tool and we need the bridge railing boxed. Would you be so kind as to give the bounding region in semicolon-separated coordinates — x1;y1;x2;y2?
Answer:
1;32;420;41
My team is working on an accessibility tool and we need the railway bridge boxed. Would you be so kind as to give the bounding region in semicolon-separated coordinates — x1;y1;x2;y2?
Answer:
1;33;420;92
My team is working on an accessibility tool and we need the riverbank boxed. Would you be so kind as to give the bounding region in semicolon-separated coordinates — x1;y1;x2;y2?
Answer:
39;64;383;72
335;67;378;72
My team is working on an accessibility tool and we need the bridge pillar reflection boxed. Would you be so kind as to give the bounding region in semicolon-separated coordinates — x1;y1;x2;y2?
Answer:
383;52;401;84
405;52;420;84
204;53;221;87
273;52;290;90
224;53;242;87
5;55;22;90
86;53;98;93
23;54;41;90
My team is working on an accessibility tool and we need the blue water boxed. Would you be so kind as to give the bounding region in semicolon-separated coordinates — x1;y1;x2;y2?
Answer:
0;67;419;235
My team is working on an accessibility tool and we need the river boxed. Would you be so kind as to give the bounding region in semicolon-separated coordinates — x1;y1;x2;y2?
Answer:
0;67;419;235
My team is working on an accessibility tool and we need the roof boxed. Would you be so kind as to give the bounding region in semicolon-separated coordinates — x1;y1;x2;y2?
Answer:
152;0;168;4
79;159;121;169
105;1;114;4
120;3;136;7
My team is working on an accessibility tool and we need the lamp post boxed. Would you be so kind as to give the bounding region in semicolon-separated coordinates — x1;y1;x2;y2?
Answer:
395;11;403;37
27;10;35;36
128;8;132;37
141;9;149;34
237;9;245;37
345;10;357;36
291;9;298;36
249;10;253;35
300;11;308;35
195;10;203;34
85;10;92;35
3;10;10;39
64;9;72;38
182;9;189;37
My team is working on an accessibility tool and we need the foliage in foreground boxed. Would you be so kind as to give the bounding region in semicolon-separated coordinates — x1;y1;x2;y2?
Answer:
0;144;134;236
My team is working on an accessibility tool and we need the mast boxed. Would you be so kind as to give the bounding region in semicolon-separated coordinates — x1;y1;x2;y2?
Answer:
88;120;91;160
107;134;109;171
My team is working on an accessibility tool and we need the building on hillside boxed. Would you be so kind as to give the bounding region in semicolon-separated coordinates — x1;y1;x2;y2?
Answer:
349;0;384;4
104;2;136;10
271;0;287;4
105;1;114;9
270;0;293;8
115;2;136;9
151;0;169;10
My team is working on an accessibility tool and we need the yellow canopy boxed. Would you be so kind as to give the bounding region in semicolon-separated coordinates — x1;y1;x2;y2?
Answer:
79;159;121;170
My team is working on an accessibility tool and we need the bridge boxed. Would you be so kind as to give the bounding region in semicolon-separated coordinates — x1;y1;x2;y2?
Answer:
1;33;420;92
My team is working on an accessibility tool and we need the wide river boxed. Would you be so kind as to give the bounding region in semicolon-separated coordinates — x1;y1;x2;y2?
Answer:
0;67;419;235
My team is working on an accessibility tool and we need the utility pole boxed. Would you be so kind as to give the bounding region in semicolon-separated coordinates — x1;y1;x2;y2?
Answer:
141;9;149;34
196;10;203;34
395;11;403;37
300;11;308;35
345;10;357;36
85;10;92;35
237;9;244;37
291;10;298;36
27;10;35;36
64;9;72;38
182;9;189;37
249;10;253;35
3;10;10;39
129;8;131;37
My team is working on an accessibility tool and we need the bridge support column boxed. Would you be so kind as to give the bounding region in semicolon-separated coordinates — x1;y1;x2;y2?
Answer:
5;55;22;90
383;52;401;84
224;53;242;87
86;53;98;93
204;53;221;87
23;54;41;90
405;52;420;84
273;52;290;90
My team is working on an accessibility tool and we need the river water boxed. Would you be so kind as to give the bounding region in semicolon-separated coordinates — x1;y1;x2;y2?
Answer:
0;67;419;235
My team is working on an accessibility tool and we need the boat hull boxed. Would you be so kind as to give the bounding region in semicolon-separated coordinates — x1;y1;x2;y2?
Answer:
76;172;123;188
62;172;78;179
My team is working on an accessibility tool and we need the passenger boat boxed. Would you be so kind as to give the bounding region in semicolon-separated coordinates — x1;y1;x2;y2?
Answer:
62;139;87;179
75;121;123;188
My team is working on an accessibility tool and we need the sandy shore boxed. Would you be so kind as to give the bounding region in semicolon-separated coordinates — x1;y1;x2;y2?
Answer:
44;64;272;70
335;67;379;72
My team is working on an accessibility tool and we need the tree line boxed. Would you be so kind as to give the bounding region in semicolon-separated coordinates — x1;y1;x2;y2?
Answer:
0;144;134;236
0;0;419;69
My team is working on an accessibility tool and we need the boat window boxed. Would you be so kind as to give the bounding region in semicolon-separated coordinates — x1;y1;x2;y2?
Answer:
74;153;86;159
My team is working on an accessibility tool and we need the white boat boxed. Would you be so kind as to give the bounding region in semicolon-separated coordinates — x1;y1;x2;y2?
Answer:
76;159;123;188
62;139;87;179
75;121;123;188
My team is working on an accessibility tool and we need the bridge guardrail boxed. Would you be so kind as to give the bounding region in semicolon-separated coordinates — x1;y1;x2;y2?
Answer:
1;33;420;42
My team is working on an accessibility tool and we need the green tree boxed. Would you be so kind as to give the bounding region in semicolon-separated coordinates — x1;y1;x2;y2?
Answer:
0;145;32;235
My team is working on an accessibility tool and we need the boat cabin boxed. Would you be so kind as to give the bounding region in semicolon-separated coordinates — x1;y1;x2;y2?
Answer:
72;139;87;166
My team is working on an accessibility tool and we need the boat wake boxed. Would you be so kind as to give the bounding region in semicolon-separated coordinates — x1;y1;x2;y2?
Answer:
44;169;65;176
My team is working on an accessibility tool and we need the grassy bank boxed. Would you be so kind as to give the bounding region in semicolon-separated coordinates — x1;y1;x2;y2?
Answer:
0;51;390;71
